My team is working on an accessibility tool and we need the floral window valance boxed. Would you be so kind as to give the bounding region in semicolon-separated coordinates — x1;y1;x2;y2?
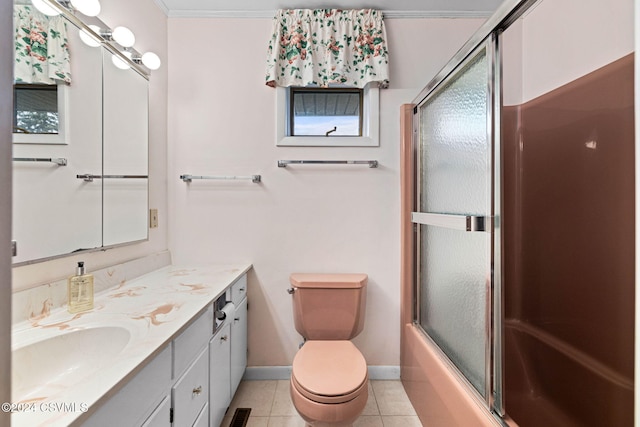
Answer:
14;5;71;84
266;9;389;89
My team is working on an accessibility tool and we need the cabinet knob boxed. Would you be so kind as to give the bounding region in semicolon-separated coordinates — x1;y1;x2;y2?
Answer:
234;317;240;322
221;335;228;341
192;385;202;395
239;287;245;292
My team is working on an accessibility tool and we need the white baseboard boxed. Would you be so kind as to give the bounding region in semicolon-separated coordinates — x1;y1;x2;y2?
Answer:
243;366;292;380
243;366;400;381
367;365;401;380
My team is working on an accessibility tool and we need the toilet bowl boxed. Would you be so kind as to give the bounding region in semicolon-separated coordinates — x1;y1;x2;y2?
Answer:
290;340;368;426
288;273;368;426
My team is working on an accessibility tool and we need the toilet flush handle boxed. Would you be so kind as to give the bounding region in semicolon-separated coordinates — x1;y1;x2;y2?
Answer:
287;288;295;294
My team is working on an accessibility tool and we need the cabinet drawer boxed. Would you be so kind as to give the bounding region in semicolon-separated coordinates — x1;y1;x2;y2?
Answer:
141;395;171;427
173;305;214;379
83;345;171;427
230;274;247;305
192;403;208;427
172;347;209;427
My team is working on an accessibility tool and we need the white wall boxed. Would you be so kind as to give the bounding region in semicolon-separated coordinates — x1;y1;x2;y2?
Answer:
167;17;483;367
12;0;169;291
521;0;634;102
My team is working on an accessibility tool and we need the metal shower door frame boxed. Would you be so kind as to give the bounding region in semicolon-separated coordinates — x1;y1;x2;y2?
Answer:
411;33;503;416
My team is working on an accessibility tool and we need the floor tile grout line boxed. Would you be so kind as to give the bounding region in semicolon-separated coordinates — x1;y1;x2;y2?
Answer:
370;380;382;416
268;380;279;417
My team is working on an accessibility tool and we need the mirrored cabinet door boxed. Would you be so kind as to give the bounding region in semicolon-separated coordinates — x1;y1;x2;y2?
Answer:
12;13;103;264
102;49;149;247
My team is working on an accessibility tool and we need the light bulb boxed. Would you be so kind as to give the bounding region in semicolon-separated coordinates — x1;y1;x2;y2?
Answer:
70;0;101;17
31;0;60;16
112;26;135;48
141;52;161;70
111;51;132;70
79;25;101;47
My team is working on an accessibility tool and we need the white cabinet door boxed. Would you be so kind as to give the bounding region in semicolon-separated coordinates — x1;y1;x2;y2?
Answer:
230;297;247;396
210;322;231;427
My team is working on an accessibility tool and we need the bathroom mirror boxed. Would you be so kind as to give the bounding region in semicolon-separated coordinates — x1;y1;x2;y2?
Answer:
11;2;149;265
102;48;149;247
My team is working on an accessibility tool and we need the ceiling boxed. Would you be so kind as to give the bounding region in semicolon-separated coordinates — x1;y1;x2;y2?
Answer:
153;0;506;18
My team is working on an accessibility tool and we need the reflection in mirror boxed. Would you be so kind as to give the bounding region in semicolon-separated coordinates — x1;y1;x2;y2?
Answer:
11;1;151;265
12;8;103;264
102;49;149;247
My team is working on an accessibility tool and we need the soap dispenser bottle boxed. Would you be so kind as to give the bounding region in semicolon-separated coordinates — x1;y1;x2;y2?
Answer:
68;261;94;313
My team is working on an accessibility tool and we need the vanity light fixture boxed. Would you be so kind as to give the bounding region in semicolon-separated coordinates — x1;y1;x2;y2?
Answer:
69;0;100;17
31;0;161;72
78;24;102;47
133;52;162;71
112;51;132;70
100;26;135;48
111;26;136;48
31;0;61;16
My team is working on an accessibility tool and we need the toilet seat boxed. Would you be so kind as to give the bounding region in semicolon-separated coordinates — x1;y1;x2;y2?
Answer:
291;340;368;404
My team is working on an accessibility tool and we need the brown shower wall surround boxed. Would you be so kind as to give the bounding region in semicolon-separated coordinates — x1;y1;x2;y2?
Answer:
502;53;635;426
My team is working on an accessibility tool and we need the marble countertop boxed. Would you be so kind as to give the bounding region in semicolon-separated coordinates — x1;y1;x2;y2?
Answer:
11;263;252;427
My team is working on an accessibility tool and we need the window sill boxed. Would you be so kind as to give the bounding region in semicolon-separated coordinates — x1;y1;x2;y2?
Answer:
12;133;67;145
277;135;378;147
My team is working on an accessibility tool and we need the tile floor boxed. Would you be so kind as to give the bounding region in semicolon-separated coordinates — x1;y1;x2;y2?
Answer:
221;380;422;427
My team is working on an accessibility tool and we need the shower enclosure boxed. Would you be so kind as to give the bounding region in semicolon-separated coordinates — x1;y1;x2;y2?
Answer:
401;0;635;425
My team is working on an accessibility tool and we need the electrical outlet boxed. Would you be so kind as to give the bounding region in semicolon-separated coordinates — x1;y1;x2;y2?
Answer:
149;209;158;228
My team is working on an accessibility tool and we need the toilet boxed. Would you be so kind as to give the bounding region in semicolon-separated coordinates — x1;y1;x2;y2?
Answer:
288;273;369;426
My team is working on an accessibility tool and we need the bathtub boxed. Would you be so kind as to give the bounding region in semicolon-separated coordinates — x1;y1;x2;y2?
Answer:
504;320;633;427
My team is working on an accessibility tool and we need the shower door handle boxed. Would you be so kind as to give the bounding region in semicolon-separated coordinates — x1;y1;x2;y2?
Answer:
411;212;489;232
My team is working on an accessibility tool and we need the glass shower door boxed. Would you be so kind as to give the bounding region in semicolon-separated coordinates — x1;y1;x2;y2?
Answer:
413;42;494;400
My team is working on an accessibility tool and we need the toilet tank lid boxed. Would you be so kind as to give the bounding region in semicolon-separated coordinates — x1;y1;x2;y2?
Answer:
290;273;367;289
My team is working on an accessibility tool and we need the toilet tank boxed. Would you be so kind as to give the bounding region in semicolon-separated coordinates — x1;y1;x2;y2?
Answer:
289;273;367;340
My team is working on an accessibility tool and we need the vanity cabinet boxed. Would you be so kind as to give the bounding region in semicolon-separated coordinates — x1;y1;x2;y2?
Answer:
80;272;248;427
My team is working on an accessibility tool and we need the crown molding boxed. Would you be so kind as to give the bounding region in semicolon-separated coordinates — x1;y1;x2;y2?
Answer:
383;10;492;18
164;9;493;19
152;0;170;16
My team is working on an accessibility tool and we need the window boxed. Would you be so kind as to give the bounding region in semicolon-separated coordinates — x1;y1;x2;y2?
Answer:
14;84;59;134
13;83;68;144
290;87;362;137
276;85;379;147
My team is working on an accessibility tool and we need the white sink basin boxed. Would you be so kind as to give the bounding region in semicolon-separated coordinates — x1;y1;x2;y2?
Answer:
12;326;132;403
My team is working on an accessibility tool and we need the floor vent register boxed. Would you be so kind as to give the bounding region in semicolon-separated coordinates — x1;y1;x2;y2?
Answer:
229;408;251;427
